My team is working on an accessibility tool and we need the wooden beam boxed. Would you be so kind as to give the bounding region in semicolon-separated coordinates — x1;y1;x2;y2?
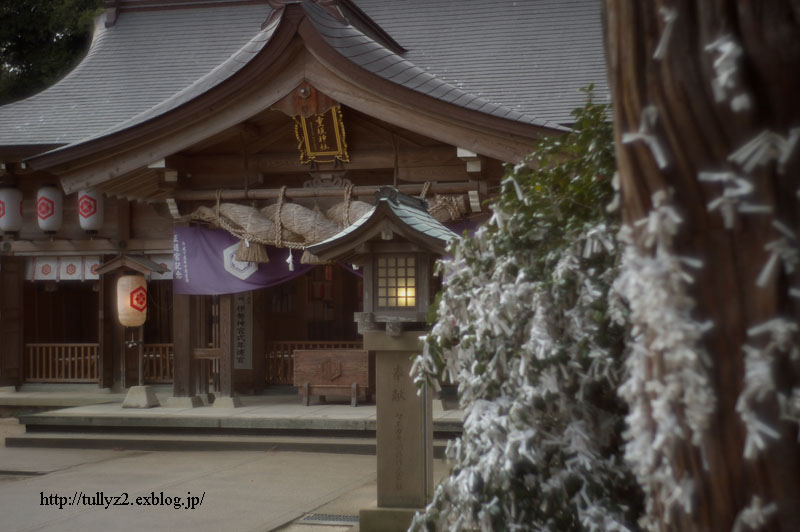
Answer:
5;238;172;255
347;114;425;148
237;121;261;141
174;146;460;175
193;348;222;359
102;170;159;196
117;198;130;241
172;181;478;201
243;122;294;154
187;165;469;183
396;165;470;182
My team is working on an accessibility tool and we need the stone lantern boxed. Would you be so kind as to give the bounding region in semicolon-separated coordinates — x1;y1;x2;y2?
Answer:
307;186;458;532
308;186;455;335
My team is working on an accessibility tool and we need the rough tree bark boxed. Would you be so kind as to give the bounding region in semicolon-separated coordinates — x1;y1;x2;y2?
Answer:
605;1;800;530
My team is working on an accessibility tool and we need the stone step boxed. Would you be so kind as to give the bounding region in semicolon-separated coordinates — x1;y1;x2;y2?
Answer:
18;412;463;436
6;432;452;457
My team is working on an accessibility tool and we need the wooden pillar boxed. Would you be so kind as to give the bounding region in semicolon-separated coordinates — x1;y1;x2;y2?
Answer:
218;293;233;397
97;275;114;389
0;256;24;387
171;293;196;398
137;326;144;386
194;295;209;396
213;293;240;407
252;289;266;393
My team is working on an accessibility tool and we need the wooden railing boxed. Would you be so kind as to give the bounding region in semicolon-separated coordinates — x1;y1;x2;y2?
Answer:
265;341;363;385
143;343;173;383
25;343;99;383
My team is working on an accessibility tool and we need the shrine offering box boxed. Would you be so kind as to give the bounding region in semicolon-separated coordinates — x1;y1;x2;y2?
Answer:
293;349;375;407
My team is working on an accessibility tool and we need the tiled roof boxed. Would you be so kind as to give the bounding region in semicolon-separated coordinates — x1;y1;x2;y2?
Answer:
310;190;459;254
43;14;280;153
0;0;605;149
304;1;564;131
0;2;271;146
312;204;376;248
389;197;459;245
354;0;608;125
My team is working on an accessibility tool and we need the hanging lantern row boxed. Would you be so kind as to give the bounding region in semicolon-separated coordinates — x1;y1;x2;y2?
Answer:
0;186;104;234
117;274;148;327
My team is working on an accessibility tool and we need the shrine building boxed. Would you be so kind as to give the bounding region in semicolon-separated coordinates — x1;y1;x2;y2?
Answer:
0;0;606;399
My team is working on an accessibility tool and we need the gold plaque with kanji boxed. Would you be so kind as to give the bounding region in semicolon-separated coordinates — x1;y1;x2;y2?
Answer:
294;105;350;164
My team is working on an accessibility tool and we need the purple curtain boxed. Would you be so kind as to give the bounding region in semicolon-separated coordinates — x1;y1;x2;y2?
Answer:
172;226;312;295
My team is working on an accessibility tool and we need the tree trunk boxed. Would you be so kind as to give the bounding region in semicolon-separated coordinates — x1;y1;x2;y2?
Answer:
605;1;800;530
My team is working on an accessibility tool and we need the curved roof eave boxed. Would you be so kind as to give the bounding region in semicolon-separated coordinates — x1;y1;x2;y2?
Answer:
29;1;564;180
0;3;274;150
28;10;291;172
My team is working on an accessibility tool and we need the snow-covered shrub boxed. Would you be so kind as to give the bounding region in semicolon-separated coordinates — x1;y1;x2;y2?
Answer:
411;90;643;531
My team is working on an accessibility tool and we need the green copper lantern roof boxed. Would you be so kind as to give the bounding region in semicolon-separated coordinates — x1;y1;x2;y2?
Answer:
307;186;458;262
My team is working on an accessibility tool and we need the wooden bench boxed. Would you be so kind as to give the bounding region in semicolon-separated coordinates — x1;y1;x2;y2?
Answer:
293;349;375;407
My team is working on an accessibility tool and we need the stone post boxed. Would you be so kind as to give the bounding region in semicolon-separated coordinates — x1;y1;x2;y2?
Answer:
360;330;433;532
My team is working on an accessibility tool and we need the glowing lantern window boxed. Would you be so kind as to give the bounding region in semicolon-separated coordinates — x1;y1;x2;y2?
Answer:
376;255;416;308
36;185;63;233
117;274;147;327
306;187;459;335
78;189;104;233
0;186;23;233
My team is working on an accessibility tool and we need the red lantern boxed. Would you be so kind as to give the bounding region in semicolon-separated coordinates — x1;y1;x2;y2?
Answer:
0;186;23;233
37;185;63;233
78;189;104;233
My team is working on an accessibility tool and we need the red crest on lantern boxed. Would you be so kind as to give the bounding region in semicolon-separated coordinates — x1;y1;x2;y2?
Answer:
37;197;55;220
78;194;97;218
129;286;147;312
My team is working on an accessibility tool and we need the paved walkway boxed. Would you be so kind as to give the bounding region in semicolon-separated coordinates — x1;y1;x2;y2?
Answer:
0;387;457;531
0;444;377;532
0;418;449;532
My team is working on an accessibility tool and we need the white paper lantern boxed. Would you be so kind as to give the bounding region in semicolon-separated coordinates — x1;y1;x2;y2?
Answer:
117;274;147;327
0;187;23;233
36;185;63;233
78;189;104;233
